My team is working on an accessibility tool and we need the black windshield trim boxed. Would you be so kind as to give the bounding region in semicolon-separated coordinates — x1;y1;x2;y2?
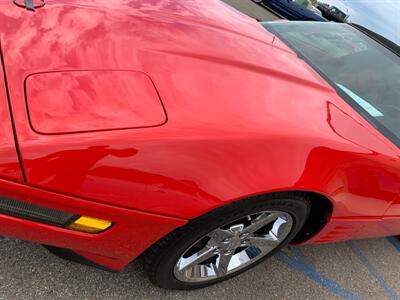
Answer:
350;23;400;57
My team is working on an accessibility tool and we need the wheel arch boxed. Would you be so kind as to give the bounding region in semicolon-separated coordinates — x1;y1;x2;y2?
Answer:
212;190;334;244
288;190;333;243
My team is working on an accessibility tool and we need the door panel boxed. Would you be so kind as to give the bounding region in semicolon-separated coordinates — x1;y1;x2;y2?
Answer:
286;0;304;19
268;0;297;19
385;196;400;216
0;52;23;182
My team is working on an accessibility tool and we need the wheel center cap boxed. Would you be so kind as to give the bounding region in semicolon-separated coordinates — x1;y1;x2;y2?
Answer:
225;236;243;250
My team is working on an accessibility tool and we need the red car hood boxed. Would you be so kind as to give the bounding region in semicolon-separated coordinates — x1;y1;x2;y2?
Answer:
0;0;329;102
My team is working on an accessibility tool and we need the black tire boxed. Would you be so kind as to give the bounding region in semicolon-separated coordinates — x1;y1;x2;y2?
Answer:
143;192;310;290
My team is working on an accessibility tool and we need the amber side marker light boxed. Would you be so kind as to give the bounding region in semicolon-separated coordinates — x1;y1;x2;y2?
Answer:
67;216;113;234
0;196;112;234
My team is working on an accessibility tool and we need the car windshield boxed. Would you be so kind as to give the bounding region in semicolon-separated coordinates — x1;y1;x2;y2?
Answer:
263;22;400;146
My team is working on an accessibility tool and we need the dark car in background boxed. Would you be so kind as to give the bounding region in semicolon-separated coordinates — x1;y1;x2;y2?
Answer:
253;0;326;21
317;3;348;22
316;0;399;45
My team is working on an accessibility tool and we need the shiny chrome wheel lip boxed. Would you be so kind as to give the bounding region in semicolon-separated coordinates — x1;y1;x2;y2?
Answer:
173;210;293;283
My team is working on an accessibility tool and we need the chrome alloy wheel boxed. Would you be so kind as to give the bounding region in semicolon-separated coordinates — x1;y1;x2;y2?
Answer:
174;210;293;283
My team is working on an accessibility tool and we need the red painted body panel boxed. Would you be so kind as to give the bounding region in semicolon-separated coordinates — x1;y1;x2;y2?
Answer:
305;216;400;244
385;196;400;216
0;0;399;269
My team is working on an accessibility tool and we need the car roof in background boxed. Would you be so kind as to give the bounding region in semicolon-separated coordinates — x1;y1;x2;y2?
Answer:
318;0;399;45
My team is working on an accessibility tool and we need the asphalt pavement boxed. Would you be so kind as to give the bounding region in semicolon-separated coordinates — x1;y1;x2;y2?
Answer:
1;1;400;300
1;236;400;299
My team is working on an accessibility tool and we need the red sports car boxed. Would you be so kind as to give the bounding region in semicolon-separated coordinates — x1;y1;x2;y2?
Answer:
0;0;399;290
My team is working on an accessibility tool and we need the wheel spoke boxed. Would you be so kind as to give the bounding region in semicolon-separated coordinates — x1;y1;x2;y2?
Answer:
214;253;233;276
229;224;244;234
245;212;280;233
270;216;291;238
176;246;216;272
